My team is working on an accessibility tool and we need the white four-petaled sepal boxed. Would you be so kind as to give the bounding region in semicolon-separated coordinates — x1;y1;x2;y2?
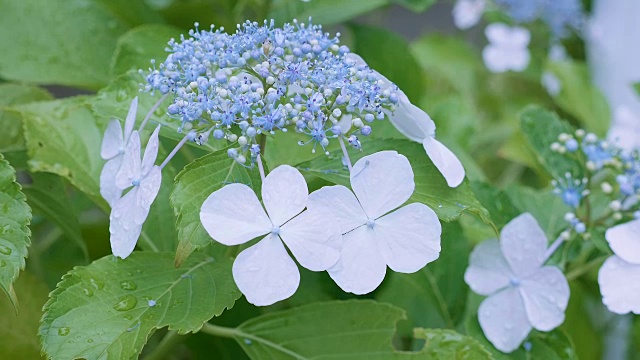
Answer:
308;151;442;295
99;97;139;205
199;165;342;306
464;213;570;353
108;124;163;259
598;255;640;314
605;218;640;264
453;0;486;30
482;23;531;73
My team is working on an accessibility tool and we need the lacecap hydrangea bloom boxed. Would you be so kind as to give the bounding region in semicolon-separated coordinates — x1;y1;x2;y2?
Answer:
465;213;570;353
141;19;465;187
494;0;584;39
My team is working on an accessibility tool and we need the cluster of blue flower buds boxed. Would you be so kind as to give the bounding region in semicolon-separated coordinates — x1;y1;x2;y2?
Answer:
141;19;400;163
494;0;583;39
550;129;640;236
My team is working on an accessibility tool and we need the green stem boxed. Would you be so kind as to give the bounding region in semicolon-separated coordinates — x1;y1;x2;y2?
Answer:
258;133;267;154
566;256;607;281
144;330;183;360
200;323;239;338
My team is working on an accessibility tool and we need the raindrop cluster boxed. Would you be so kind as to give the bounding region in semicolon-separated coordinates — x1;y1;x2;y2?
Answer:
141;19;401;163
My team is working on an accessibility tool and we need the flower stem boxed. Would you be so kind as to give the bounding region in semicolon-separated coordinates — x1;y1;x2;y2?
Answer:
543;235;565;263
160;133;191;170
200;323;240;338
256;153;266;181
139;93;170;132
338;137;352;172
143;330;183;360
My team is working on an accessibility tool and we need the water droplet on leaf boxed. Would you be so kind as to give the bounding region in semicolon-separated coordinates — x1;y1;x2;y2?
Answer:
0;245;12;255
83;288;94;297
113;295;137;311
58;327;70;336
120;280;137;291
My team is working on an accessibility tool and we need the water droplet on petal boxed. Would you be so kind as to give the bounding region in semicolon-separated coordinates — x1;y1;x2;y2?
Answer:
58;327;70;336
113;295;137;311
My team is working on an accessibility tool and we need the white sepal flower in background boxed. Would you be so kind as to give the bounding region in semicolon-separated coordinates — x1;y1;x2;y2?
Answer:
109;125;162;259
308;151;442;295
483;23;531;73
464;213;570;353
607;107;640;151
453;0;486;30
346;54;466;187
100;97;138;206
598;219;640;314
199;165;341;306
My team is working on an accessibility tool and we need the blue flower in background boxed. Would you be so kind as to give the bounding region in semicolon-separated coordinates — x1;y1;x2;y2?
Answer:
495;0;584;38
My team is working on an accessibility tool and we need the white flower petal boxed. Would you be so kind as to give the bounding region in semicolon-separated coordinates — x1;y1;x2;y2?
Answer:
464;239;513;296
328;226;387;295
605;219;640;264
598;255;640;314
374;203;441;273
279;210;342;271
422;137;466;187
350;151;414;219
115;131;141;189
387;93;436;142
141;125;161;176
307;185;367;234
100;119;124;160
233;234;300;306
135;166;162;225
453;0;485;30
508;49;530;72
100;156;123;206
200;183;271;245
109;187;144;259
506;27;531;48
500;213;548;277
520;266;570;331
485;23;511;45
124;97;138;141
479;287;532;353
262;165;308;226
482;45;510;73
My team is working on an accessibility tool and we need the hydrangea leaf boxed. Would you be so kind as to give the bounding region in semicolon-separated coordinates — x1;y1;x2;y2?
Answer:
39;251;240;360
171;147;263;266
547;61;610;136
520;106;584;179
0;0;161;89
230;300;491;359
0;84;53;156
22;173;88;261
268;0;388;26
18;97;106;206
470;182;521;230
0;153;32;309
392;0;436;12
110;24;184;78
297;138;491;224
351;24;425;102
376;222;471;336
0;272;49;359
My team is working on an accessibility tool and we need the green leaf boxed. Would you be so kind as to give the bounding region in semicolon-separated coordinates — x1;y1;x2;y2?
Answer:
471;182;521;230
0;84;53;155
18;97;106;206
0;0;161;89
503;185;570;240
520;106;583;179
230;300;491;359
171;146;262;266
351;24;425;102
547;61;610;136
410;328;492;359
267;0;389;26
297;138;491;224
634;82;640;97
22;173;88;261
377;222;471;336
111;24;184;78
0;153;32;308
0;272;49;359
39;251;240;360
392;0;436;12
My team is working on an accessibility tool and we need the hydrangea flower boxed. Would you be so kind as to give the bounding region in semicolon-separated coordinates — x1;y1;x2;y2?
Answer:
199;165;341;306
347;54;466;187
608;107;640;151
307;151;442;294
109;126;163;259
452;0;486;30
598;219;640;314
143;19;401;161
494;0;583;38
482;23;530;73
465;213;570;353
100;97;138;206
